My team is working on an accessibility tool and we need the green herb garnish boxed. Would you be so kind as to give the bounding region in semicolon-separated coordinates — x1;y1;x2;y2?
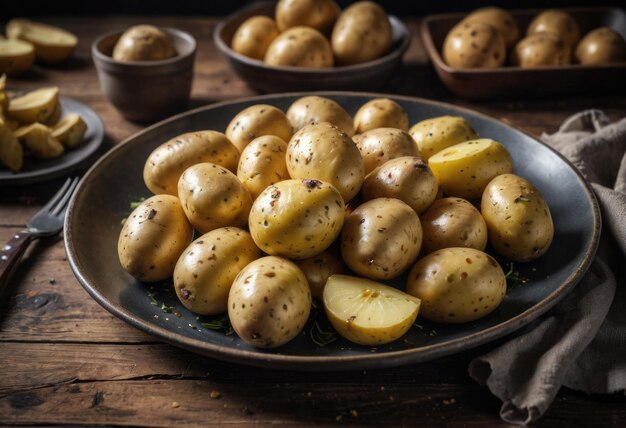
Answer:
161;303;175;313
505;262;529;288
130;197;145;209
202;316;235;335
309;321;338;347
147;290;158;305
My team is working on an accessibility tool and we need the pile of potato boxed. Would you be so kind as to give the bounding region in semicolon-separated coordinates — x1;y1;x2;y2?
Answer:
0;76;88;172
118;95;554;348
231;0;393;67
443;7;626;69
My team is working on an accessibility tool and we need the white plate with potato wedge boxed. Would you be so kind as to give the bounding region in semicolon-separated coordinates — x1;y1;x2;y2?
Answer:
65;92;599;371
0;85;104;186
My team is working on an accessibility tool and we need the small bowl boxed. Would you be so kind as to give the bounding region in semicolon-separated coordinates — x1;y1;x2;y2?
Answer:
214;2;410;93
92;27;196;122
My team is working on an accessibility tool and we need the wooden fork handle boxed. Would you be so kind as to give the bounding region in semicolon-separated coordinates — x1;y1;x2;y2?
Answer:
0;230;34;299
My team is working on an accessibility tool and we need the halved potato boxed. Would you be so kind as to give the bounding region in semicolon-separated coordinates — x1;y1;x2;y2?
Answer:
6;19;77;64
323;274;421;346
42;102;62;126
0;122;23;172
7;86;59;125
0;39;35;75
14;122;64;158
52;113;87;147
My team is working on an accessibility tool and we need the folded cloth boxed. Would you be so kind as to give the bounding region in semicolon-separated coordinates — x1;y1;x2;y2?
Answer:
468;110;626;426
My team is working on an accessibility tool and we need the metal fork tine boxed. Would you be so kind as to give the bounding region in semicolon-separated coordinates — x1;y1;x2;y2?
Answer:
40;178;73;214
50;177;80;217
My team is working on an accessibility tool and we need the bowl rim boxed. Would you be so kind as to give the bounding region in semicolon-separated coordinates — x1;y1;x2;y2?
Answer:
214;1;411;74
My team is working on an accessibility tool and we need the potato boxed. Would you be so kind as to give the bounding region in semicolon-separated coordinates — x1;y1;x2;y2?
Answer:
226;104;292;153
112;25;176;62
295;251;344;298
177;162;252;233
275;0;340;34
0;38;35;75
428;138;513;199
443;21;506;69
14;123;64;159
286;96;354;136
173;227;261;316
231;16;280;60
7;86;59;125
323;275;420;346
264;26;333;68
421;197;487;255
354;128;421;176
406;247;506;324
463;7;519;49
511;33;571;67
0;122;23;172
237;135;290;200
353;98;409;134
481;173;554;262
409;116;479;161
341;198;422;280
43;102;62;126
362;156;438;215
249;179;345;259
6;19;77;64
143;131;240;196
228;256;311;348
575;27;626;65
527;9;580;49
51;113;87;148
331;1;392;66
117;194;193;282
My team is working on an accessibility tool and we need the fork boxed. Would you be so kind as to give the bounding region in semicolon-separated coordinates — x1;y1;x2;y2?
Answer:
0;177;79;298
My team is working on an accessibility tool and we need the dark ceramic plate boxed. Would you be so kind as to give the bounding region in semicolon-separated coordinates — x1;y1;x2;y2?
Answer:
214;2;410;92
421;7;626;99
64;92;600;371
0;96;105;186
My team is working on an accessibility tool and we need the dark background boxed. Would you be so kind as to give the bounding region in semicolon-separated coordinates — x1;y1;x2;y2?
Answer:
4;0;625;16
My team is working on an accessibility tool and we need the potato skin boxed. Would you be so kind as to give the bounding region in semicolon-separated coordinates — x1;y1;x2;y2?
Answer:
361;156;438;215
295;251;344;298
226;104;292;153
275;0;340;34
228;256;311;348
463;7;519;49
409;116;479;161
353;98;409;134
264;26;333;68
341;198;422;280
112;25;176;61
353;128;420;175
237;135;290;201
575;27;626;65
331;1;392;66
177;163;252;233
173;227;261;316
481;174;554;262
527;9;580;48
231;16;280;60
511;33;571;67
443;21;505;69
420;197;488;254
286;96;354;136
286;122;364;202
248;179;345;259
117;195;193;282
406;247;506;323
143;131;240;196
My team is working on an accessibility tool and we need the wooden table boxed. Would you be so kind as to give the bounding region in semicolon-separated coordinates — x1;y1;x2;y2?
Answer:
1;16;625;427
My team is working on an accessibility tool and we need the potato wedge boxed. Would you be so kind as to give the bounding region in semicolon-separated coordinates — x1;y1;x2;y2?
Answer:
14;122;64;158
6;19;77;64
0;39;35;76
52;113;86;147
42;102;62;126
7;86;59;125
0;122;23;172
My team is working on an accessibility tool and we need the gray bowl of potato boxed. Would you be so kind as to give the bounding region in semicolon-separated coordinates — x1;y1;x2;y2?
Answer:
214;1;410;92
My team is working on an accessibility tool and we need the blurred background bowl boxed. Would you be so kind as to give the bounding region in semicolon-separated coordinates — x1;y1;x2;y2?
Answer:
92;27;196;123
214;1;410;93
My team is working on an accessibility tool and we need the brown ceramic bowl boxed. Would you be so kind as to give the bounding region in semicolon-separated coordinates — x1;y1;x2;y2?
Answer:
92;27;196;122
214;2;410;92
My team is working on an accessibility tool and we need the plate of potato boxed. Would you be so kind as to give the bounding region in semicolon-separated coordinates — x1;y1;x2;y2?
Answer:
65;92;599;370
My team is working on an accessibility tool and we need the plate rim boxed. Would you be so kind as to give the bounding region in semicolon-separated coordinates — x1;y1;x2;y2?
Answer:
64;91;601;370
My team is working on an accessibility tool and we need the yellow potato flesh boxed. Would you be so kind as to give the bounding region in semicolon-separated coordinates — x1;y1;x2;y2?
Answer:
14;122;64;159
52;113;87;148
7;19;77;64
0;39;35;75
7;86;59;124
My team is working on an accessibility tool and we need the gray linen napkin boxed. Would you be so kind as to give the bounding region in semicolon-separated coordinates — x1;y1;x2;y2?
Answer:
468;110;626;425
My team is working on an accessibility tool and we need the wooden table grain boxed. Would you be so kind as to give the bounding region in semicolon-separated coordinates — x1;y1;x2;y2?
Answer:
1;16;625;427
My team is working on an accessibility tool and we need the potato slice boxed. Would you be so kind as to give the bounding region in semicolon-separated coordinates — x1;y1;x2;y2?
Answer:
0;39;35;75
14;122;64;158
0;122;23;172
6;19;77;64
323;275;420;346
7;86;59;125
52;113;86;148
